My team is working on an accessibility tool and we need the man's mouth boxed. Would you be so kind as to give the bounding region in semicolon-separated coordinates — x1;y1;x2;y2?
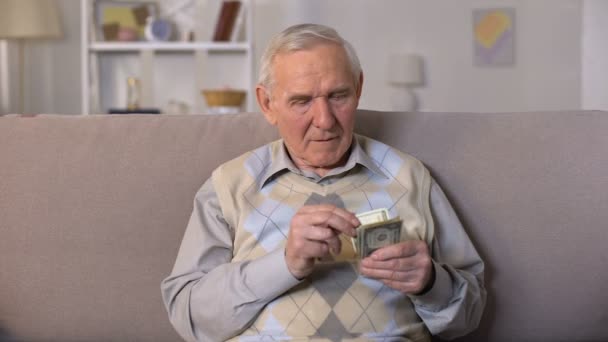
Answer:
314;136;337;142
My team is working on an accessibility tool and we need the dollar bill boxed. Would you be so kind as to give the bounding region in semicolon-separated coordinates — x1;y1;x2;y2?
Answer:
356;208;389;226
359;218;402;258
324;208;402;262
351;208;402;259
352;208;388;253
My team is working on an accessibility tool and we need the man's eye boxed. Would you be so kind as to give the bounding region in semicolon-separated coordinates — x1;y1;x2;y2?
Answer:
292;99;310;106
330;93;349;101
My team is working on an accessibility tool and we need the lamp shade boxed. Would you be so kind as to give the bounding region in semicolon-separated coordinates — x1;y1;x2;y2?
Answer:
0;0;62;39
387;53;423;86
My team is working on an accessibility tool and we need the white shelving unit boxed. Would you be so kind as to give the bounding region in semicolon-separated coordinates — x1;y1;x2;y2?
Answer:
89;41;251;52
80;0;254;115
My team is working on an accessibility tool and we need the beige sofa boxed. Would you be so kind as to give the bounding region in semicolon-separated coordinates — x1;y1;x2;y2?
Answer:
1;110;607;342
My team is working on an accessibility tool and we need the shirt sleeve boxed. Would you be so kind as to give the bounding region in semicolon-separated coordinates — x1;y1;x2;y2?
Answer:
160;178;301;342
409;178;487;339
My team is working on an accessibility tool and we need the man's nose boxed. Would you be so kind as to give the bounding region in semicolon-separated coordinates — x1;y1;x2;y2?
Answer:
311;97;336;129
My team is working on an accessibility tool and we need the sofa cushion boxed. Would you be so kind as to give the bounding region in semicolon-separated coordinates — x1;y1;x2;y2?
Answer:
1;111;607;341
0;113;278;341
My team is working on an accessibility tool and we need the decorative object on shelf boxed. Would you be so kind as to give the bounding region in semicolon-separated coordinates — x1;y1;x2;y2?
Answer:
186;31;195;42
162;0;197;42
0;0;63;114
95;1;158;41
166;99;190;115
202;88;246;115
473;8;515;67
117;27;138;41
126;77;141;110
144;16;173;41
387;54;424;112
101;23;119;41
212;1;242;42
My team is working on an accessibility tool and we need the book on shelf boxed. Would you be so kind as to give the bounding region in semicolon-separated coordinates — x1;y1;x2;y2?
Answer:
212;0;242;42
230;1;245;42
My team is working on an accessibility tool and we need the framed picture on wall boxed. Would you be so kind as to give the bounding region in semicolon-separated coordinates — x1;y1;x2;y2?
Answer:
473;8;516;67
94;1;158;41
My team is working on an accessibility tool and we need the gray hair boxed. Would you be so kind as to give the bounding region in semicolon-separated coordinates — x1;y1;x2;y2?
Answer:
258;23;362;93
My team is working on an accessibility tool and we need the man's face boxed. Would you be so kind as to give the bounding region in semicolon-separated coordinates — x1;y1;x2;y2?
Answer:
257;43;363;173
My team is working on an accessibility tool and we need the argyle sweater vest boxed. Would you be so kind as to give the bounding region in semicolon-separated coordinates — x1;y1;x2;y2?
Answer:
213;135;434;342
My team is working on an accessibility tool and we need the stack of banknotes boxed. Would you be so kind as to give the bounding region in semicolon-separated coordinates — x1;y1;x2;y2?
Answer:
352;208;402;258
328;208;403;262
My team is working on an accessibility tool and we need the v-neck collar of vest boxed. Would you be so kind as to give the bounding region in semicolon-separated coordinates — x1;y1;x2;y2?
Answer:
277;165;374;196
258;134;388;192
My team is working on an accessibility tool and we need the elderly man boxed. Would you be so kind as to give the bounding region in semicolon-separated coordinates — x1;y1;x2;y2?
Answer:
162;24;485;342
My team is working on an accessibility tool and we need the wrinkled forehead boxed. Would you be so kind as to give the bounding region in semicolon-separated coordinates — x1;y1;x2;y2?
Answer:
271;43;356;90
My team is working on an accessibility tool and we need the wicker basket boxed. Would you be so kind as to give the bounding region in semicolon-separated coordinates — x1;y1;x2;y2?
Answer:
202;89;246;107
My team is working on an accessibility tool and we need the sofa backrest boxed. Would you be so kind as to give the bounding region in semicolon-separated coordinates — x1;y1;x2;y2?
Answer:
1;110;607;341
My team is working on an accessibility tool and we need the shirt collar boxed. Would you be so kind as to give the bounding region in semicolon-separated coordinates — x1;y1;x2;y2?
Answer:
259;135;387;188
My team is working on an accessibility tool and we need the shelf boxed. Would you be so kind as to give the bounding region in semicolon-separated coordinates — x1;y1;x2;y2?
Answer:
81;0;255;114
89;41;251;52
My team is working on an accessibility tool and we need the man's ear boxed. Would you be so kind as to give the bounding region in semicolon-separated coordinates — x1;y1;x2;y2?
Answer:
356;72;364;99
256;85;277;126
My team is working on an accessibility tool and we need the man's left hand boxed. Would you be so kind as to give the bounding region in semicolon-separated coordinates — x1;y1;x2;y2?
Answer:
359;240;435;295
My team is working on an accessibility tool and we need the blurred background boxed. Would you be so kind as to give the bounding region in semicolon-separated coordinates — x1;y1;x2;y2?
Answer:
0;0;606;115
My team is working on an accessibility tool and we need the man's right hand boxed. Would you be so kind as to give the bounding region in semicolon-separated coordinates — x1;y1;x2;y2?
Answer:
285;204;360;279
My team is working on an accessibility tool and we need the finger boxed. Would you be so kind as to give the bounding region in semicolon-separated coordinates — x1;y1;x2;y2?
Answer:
295;226;342;254
289;224;341;254
321;212;358;237
296;224;340;242
298;205;360;228
294;211;358;237
359;265;430;295
359;265;418;282
359;251;434;294
326;235;342;255
360;256;418;271
369;240;426;261
328;207;360;227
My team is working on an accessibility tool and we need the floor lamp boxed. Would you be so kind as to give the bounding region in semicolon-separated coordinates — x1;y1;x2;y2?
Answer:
0;0;62;114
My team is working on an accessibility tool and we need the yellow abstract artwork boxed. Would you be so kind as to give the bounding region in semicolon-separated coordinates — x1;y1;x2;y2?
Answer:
475;11;512;49
473;8;515;66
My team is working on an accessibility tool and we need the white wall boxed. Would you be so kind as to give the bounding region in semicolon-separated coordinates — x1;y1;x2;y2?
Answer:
582;0;608;110
4;0;597;115
254;0;582;112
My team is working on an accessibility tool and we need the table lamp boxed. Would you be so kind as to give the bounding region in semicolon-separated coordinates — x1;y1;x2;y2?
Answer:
387;53;424;112
0;0;62;113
